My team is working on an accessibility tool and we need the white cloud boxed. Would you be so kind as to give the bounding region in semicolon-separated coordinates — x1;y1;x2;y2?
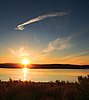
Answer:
43;36;71;53
16;12;67;30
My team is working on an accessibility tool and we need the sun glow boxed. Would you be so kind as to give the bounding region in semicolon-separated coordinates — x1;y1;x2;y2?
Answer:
22;58;30;65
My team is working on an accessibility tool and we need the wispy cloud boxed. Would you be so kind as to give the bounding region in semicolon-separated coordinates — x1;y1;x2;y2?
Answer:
52;50;89;65
60;50;89;61
43;36;71;53
70;26;89;39
8;47;30;57
48;55;89;65
33;33;40;43
62;55;89;65
32;53;48;61
16;12;67;30
61;50;89;60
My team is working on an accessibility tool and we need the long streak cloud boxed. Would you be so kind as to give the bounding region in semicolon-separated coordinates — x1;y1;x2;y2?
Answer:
16;12;67;30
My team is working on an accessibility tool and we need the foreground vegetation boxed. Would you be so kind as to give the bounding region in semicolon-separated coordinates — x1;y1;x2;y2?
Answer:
0;75;89;100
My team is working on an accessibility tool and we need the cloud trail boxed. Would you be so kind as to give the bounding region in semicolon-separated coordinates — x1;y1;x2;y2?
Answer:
16;12;67;30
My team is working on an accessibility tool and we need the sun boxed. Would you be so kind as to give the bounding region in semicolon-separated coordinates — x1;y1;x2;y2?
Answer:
22;58;30;65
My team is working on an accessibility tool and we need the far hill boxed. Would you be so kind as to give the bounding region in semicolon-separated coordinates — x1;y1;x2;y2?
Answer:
0;63;89;69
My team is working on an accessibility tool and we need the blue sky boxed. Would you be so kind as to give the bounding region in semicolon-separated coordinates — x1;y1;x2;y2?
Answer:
0;0;89;64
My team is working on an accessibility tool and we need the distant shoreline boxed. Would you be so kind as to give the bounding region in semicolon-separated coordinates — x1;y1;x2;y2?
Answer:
0;63;89;69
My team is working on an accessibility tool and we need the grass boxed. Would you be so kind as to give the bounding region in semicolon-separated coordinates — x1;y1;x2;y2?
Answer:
0;75;89;100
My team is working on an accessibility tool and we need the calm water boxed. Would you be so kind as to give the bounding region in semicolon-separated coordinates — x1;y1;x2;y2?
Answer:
0;68;89;82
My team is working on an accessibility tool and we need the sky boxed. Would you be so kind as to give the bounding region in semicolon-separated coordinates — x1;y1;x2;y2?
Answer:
0;0;89;65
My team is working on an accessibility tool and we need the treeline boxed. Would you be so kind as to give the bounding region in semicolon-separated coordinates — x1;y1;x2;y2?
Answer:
0;63;89;69
0;75;89;100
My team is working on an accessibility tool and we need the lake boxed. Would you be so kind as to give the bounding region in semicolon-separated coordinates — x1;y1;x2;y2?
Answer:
0;68;89;82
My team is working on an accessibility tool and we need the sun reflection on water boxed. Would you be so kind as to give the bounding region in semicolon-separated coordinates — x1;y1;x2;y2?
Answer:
23;67;28;81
